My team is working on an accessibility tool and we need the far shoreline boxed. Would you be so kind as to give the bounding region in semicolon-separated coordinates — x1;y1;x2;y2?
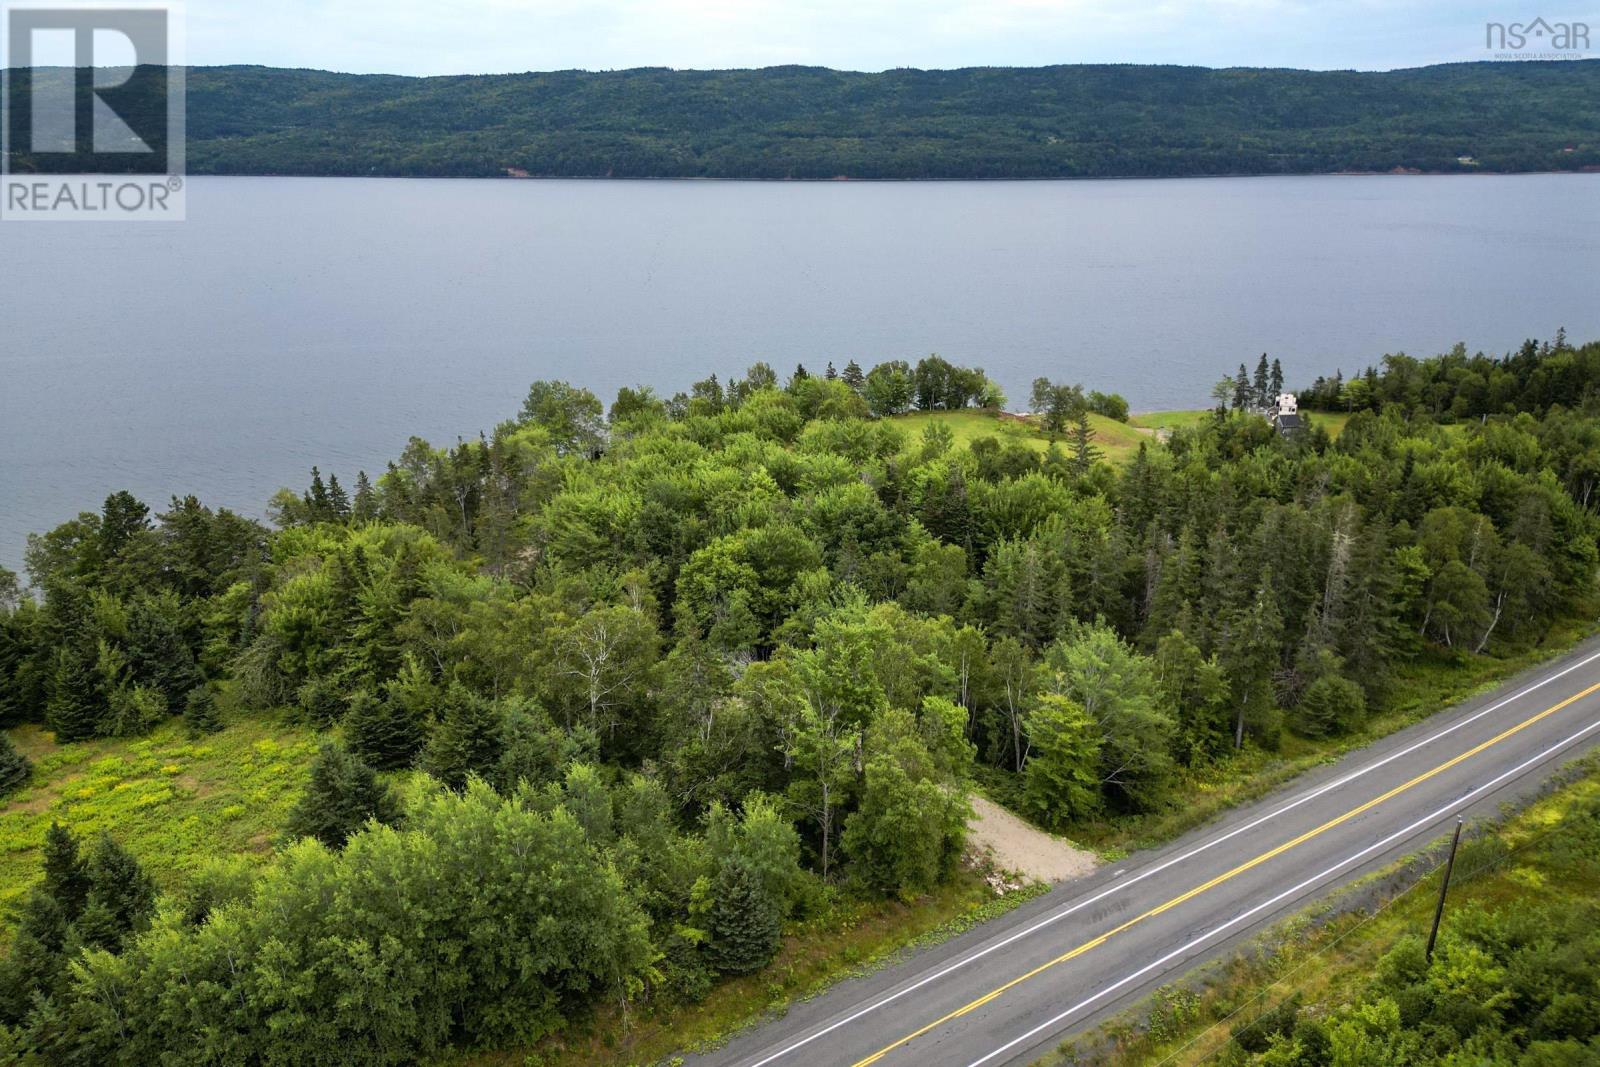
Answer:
179;168;1600;183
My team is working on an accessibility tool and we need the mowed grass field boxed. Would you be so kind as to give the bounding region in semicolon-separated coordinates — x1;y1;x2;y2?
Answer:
0;717;317;943
893;409;1155;463
891;406;1354;466
1129;408;1352;438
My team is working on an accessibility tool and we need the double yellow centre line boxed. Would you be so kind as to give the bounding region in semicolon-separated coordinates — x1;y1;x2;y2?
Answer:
850;678;1600;1066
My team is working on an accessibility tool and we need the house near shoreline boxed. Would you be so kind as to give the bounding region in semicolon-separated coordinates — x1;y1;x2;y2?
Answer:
1268;392;1302;437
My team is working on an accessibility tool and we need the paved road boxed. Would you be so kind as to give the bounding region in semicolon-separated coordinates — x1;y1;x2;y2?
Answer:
687;636;1600;1067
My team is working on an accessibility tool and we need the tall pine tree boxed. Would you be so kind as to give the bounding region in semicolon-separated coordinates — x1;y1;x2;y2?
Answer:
40;822;91;919
285;742;401;849
72;833;157;952
344;688;426;770
46;644;101;741
703;859;782;975
422;684;505;790
0;732;31;797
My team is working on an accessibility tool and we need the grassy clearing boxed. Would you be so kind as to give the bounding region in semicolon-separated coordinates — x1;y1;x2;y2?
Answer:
894;409;1053;452
893;407;1348;470
893;409;1151;463
1129;410;1213;433
0;716;317;943
1128;409;1351;438
464;867;1050;1067
1048;757;1600;1067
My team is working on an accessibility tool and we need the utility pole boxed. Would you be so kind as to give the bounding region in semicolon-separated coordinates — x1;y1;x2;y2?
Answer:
1425;817;1465;965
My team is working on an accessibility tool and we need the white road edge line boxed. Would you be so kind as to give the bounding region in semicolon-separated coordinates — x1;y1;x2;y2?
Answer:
963;713;1600;1067
736;645;1600;1067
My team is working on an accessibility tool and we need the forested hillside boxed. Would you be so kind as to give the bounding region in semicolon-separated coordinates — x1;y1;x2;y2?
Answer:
1;340;1598;1063
10;61;1600;178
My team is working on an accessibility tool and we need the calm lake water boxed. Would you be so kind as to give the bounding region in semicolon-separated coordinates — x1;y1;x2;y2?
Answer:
3;173;1599;574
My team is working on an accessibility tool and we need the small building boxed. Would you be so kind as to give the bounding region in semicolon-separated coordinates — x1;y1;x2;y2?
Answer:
1269;393;1302;437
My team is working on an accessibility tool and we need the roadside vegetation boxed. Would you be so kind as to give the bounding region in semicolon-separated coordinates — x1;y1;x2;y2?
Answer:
0;337;1596;1063
1053;757;1600;1066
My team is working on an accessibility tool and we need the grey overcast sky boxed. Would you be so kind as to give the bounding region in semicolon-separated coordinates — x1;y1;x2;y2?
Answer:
186;0;1597;75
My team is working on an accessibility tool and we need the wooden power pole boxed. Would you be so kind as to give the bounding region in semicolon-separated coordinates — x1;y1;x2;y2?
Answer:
1426;817;1465;965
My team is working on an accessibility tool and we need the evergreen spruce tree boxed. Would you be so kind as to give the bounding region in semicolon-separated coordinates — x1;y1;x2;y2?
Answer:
46;644;101;741
824;361;838;380
73;833;157;952
1253;353;1270;407
1232;364;1252;410
351;470;378;523
0;890;69;1024
344;688;426;771
422;685;505;790
305;466;332;522
1069;410;1101;476
841;360;865;390
326;474;352;522
286;742;401;849
0;731;30;797
1269;357;1284;398
40;822;91;919
183;684;222;736
99;490;151;558
126;592;202;711
790;363;809;384
703;859;782;975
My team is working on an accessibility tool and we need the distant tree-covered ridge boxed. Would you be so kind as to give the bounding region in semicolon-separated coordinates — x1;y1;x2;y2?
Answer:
7;60;1600;178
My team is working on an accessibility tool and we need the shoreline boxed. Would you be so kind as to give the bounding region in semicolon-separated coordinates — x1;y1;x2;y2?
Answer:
177;168;1600;183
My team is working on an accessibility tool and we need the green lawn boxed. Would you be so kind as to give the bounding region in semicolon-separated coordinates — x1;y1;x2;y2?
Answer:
1130;408;1351;438
892;409;1154;463
1129;409;1214;432
0;717;318;942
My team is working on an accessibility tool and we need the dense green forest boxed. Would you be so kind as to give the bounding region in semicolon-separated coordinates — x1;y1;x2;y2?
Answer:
9;61;1600;178
1;339;1598;1063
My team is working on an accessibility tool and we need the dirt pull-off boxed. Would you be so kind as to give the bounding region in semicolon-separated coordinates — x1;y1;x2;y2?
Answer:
967;794;1098;885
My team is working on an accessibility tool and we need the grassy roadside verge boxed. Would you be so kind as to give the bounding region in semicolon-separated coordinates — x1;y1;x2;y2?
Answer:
1042;754;1600;1066
463;868;1051;1067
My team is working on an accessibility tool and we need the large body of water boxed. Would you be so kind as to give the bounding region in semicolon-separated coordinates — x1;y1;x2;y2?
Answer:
3;173;1598;574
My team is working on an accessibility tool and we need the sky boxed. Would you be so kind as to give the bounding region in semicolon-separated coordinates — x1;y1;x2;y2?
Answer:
183;0;1600;76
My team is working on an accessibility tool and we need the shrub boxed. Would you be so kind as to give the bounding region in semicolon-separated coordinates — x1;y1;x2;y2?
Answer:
1295;674;1367;737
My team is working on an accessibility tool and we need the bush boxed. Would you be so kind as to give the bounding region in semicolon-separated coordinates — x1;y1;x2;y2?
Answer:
1294;674;1367;737
183;685;221;736
1087;390;1130;422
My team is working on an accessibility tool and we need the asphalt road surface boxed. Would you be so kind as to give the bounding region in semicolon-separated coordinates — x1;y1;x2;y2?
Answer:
687;635;1600;1067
